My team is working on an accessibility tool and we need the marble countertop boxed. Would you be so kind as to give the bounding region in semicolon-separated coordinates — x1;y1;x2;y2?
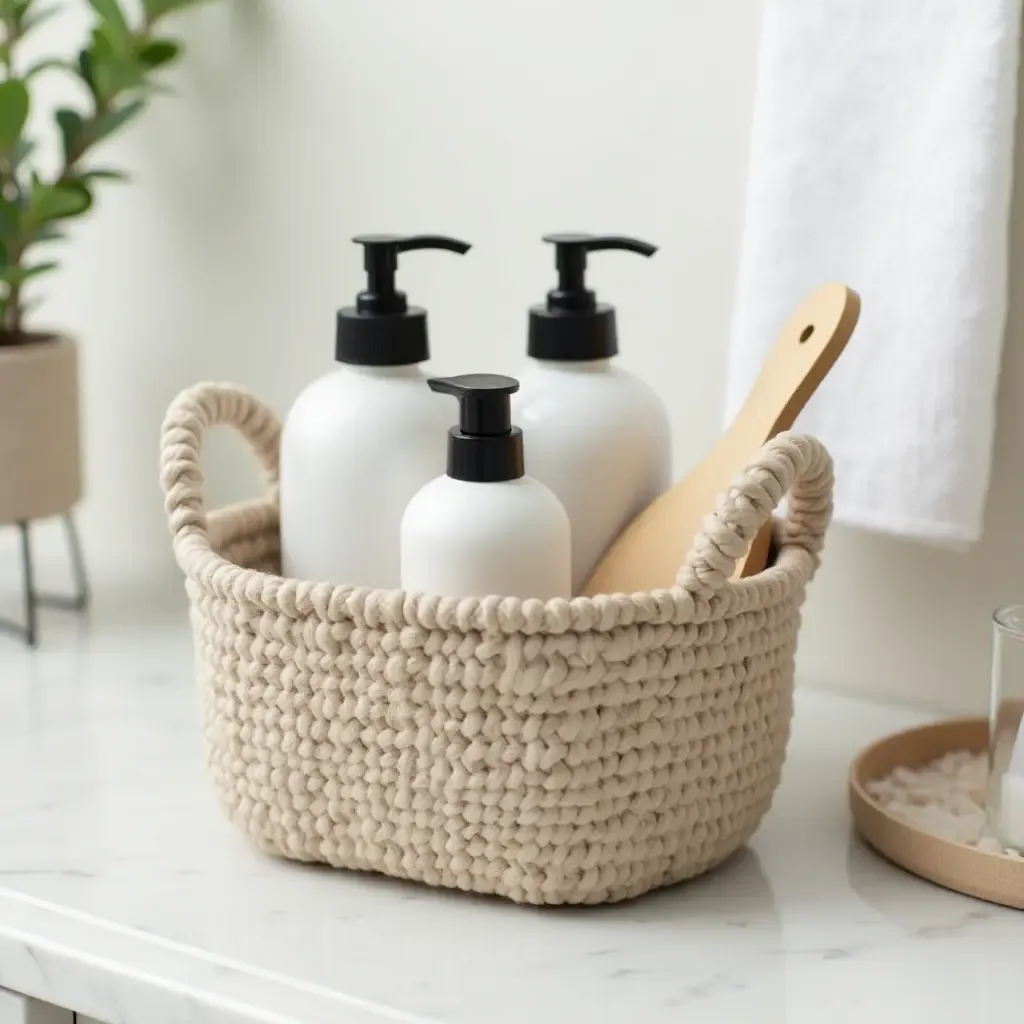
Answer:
0;616;1018;1024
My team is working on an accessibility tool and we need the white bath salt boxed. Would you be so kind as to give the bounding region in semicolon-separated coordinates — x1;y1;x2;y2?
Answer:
867;750;1022;856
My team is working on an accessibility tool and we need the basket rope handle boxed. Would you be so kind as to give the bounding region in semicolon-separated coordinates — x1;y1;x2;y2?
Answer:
678;432;834;592
160;382;282;560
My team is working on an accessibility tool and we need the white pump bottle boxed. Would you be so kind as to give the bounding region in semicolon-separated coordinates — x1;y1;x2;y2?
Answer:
511;234;671;593
401;374;571;601
280;234;470;588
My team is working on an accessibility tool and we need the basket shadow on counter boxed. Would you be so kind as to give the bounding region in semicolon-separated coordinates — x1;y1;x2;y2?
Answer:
282;844;787;1017
269;838;779;918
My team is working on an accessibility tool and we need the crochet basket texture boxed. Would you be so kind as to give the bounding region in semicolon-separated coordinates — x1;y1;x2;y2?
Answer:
160;382;834;906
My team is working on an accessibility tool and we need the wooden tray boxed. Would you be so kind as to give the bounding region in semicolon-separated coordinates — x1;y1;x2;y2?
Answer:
849;717;1024;910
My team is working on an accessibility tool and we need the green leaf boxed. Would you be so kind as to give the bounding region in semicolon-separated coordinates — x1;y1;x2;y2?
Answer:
90;23;119;61
88;0;130;40
1;261;58;285
87;21;149;99
79;166;129;183
77;47;96;94
91;50;147;98
29;223;65;244
28;180;93;225
0;0;25;29
136;37;180;69
88;98;145;146
0;80;29;151
142;0;205;21
55;108;84;163
55;108;85;163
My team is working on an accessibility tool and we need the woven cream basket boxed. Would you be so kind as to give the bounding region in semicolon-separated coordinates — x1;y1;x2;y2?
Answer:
160;382;833;905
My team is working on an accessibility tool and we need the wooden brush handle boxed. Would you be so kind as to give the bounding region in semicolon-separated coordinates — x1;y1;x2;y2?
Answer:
580;284;858;596
735;283;860;441
735;284;860;577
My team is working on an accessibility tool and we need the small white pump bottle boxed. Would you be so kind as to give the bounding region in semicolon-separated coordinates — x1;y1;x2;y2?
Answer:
511;234;671;593
280;234;471;587
401;374;571;600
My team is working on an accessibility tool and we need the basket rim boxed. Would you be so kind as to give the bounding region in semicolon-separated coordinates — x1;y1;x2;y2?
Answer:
187;499;817;635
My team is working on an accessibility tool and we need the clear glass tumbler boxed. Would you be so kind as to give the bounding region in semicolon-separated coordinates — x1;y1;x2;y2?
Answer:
989;605;1024;851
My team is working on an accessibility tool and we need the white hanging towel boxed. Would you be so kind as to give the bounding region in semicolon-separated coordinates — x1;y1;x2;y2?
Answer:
727;0;1022;546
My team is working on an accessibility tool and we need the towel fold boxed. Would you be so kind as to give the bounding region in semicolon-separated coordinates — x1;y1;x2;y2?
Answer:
727;0;1022;546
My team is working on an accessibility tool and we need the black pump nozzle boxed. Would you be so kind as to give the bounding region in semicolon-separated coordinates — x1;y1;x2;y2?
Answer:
529;233;657;361
428;374;524;483
353;234;472;315
337;234;471;366
544;234;657;314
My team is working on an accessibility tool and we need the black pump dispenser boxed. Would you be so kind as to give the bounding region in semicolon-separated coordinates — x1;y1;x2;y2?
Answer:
528;233;657;361
428;374;524;483
336;234;471;366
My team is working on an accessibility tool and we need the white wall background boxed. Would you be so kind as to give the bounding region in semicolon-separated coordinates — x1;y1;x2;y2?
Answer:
2;0;1023;713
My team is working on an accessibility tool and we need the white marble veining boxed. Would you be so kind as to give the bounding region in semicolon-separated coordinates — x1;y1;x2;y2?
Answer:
0;612;1020;1024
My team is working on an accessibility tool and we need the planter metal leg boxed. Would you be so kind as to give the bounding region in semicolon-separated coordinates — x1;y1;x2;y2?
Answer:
18;521;36;647
0;514;90;647
44;515;90;614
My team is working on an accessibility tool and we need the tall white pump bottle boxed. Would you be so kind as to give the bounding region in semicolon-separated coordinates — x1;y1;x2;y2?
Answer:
280;234;471;588
401;374;571;601
511;234;671;593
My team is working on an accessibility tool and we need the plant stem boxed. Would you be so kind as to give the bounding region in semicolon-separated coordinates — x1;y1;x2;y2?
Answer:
6;277;21;333
7;16;119;334
1;14;20;336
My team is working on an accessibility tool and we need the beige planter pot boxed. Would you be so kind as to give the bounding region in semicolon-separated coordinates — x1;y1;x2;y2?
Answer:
0;335;82;525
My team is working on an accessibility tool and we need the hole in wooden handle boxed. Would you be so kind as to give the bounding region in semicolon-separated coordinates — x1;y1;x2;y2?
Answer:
799;324;814;343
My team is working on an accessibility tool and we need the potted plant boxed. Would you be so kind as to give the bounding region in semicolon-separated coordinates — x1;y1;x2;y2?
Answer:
0;0;212;642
